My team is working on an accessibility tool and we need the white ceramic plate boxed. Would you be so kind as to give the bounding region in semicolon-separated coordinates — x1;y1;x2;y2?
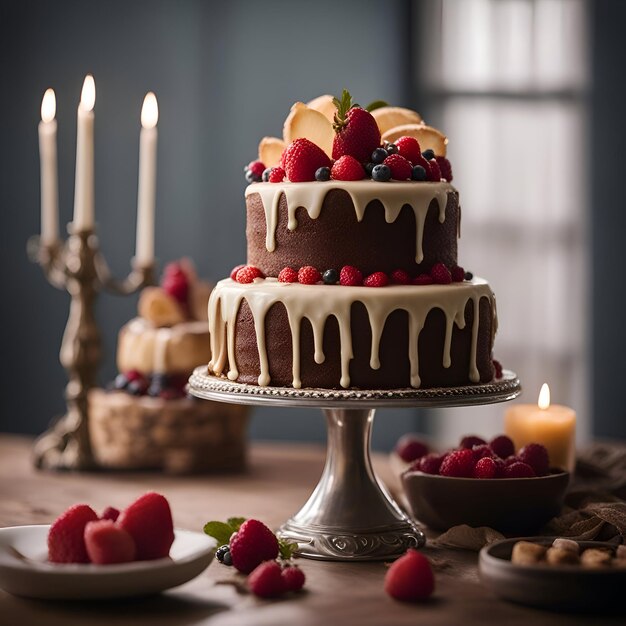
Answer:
0;525;216;600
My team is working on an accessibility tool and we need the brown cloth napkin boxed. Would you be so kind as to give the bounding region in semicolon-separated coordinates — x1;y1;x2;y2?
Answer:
432;441;626;551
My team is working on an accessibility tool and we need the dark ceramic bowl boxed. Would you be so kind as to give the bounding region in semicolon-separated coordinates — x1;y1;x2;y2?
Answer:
401;469;569;534
479;537;626;612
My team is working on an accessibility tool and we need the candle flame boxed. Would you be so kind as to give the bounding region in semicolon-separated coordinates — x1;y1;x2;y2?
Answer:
41;88;56;123
538;383;550;410
80;75;96;111
141;92;158;129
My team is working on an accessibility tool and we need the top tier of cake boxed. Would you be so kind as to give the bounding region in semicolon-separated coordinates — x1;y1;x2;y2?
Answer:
246;180;459;277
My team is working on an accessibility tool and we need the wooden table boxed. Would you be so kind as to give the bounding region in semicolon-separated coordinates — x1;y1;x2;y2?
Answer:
0;434;621;625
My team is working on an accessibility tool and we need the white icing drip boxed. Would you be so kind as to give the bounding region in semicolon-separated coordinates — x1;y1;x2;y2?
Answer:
246;180;455;264
207;278;496;389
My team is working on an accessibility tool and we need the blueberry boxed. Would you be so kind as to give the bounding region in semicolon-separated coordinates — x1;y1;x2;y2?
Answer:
222;550;233;566
216;545;230;563
127;380;147;396
371;147;388;164
422;149;435;161
371;164;391;182
464;271;474;281
365;162;375;177
385;143;398;155
315;166;331;181
114;373;129;390
323;269;338;284
411;165;427;181
262;168;272;182
147;373;167;397
245;170;261;183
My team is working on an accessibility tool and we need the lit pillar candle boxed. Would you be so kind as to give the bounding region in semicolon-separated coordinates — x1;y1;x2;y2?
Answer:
504;383;576;473
39;88;59;244
73;75;95;231
135;92;158;266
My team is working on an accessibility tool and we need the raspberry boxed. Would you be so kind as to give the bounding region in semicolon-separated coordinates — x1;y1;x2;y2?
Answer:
431;263;452;285
395;435;429;463
460;435;486;449
332;93;381;162
101;506;120;522
268;166;285;183
246;160;266;181
383;154;412;180
395;136;422;165
229;519;279;574
331;155;365;181
47;504;99;563
471;444;493;462
278;267;298;283
417;453;444;475
339;265;363;287
473;456;497;479
248;561;285;598
436;156;453;182
504;455;521;467
363;271;389;287
283;138;331;183
236;265;264;284
84;520;137;565
298;266;322;285
427;159;442;182
117;492;175;560
489;435;515;459
162;263;189;305
493;359;503;379
413;274;433;286
390;269;411;285
439;449;474;477
451;265;465;282
504;461;536;478
384;549;435;602
281;564;306;592
518;443;550;476
492;456;507;477
230;264;246;281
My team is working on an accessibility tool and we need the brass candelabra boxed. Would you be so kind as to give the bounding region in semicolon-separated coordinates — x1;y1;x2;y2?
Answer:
28;225;154;471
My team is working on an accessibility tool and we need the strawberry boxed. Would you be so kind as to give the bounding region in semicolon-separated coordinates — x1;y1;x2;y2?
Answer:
278;267;298;283
390;269;411;285
427;158;442;182
298;266;322;285
229;519;279;574
451;265;465;282
413;274;433;286
235;265;264;284
436;156;453;182
339;265;363;287
230;264;246;281
332;90;381;162
48;504;99;563
248;561;285;598
385;549;435;602
84;520;137;565
363;271;389;287
383;154;412;180
331;155;365;181
117;492;175;560
101;506;120;522
283;138;331;183
281;564;306;592
430;263;452;285
395;136;422;165
489;435;515;459
518;443;550;476
268;166;285;183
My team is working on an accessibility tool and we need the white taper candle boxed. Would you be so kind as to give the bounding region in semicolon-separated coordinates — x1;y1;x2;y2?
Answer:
73;75;95;231
39;88;59;244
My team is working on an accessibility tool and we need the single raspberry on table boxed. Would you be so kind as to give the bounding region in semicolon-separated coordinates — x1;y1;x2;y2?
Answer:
101;506;120;522
268;166;285;183
229;519;279;574
504;461;536;478
439;449;474;477
278;267;298;283
395;434;429;463
413;274;433;286
281;564;306;592
236;265;264;284
460;435;487;449
162;262;189;305
431;263;452;285
248;560;285;598
331;155;365;181
363;271;389;287
489;435;515;459
230;264;246;281
384;549;435;602
427;158;442;182
390;269;411;285
383;154;413;180
283;138;331;183
395;136;422;165
471;444;493;462
298;266;322;285
84;519;137;565
117;492;174;560
332;90;381;162
416;453;444;475
473;456;498;479
450;265;465;282
339;265;363;287
47;504;99;563
436;156;453;182
518;443;550;476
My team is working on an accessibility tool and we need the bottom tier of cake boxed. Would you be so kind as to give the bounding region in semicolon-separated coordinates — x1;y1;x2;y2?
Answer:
207;277;498;390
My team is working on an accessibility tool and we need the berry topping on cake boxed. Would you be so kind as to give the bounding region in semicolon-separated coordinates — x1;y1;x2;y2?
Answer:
426;158;442;182
283;102;334;158
390;269;411;285
439;449;474;477
235;265;264;284
395;136;422;165
371;147;388;164
315;166;331;181
230;264;246;281
245;160;266;183
48;504;99;563
465;271;474;281
281;564;306;592
371;163;391;182
331;155;365;181
381;124;448;157
282;138;331;183
262;168;271;182
248;561;285;598
298;266;322;285
323;268;339;284
268;166;286;183
395;434;429;463
332;90;381;162
278;267;298;283
489;434;515;459
422;149;435;161
162;262;190;306
451;265;465;282
229;519;279;574
460;435;487;449
384;549;435;602
431;263;452;285
385;142;398;155
339;265;363;287
417;453;445;475
473;456;498;479
436;156;453;182
411;165;427;181
363;271;389;287
84;520;137;565
492;358;503;379
518;443;550;476
383;154;413;180
504;461;536;478
413;274;433;285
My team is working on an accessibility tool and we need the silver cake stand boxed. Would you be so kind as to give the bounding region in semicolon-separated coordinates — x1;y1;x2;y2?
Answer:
188;367;521;561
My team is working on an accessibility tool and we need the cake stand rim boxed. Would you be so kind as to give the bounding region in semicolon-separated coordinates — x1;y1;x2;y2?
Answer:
188;367;521;409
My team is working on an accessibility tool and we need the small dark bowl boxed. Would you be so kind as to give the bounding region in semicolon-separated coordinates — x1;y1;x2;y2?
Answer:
479;537;626;612
401;469;569;534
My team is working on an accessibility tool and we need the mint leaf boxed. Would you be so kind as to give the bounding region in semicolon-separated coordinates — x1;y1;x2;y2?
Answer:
365;100;388;112
278;538;298;560
203;521;236;546
227;517;246;532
